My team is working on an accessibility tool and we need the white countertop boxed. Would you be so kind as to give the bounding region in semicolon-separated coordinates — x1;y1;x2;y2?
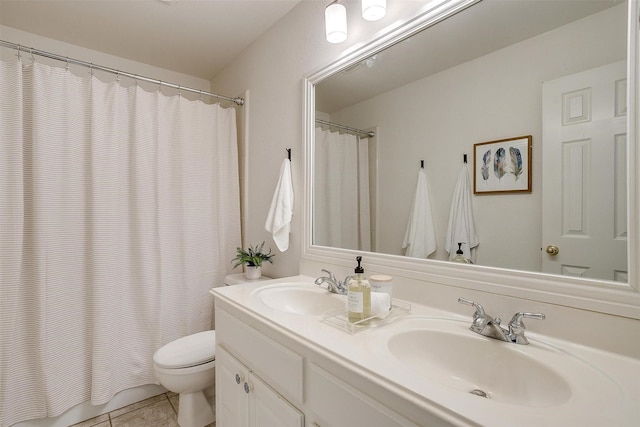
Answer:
211;275;640;427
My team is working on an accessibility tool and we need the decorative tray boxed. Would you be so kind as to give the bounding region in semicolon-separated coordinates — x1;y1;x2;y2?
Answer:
321;300;411;334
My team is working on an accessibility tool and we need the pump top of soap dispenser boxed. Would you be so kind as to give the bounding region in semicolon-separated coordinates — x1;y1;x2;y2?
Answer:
355;256;364;274
452;243;473;264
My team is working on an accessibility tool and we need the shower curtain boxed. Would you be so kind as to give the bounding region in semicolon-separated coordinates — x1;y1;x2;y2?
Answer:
0;58;241;427
314;127;371;251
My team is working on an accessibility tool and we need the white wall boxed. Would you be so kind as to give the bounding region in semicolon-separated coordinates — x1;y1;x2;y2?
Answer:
328;4;626;272
210;0;432;278
1;25;211;95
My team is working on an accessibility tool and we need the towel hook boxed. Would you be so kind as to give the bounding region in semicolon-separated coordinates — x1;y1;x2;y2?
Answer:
286;148;292;161
463;154;468;164
420;160;424;168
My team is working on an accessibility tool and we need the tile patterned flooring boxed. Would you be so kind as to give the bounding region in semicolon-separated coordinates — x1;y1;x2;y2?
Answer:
69;392;215;427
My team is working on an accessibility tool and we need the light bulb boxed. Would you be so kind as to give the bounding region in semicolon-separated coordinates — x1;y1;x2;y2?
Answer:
325;1;347;43
362;0;386;21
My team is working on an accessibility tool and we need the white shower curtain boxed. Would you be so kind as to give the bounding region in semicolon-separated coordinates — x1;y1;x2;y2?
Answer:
314;127;371;251
0;59;241;427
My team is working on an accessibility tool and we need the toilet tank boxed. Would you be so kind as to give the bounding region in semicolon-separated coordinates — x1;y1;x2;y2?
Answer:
224;273;271;286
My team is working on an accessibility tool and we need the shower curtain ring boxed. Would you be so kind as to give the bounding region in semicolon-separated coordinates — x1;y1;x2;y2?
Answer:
116;70;120;82
65;57;70;72
29;48;35;63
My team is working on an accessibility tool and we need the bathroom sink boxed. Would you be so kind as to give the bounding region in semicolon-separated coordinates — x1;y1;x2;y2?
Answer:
380;317;620;408
251;283;345;315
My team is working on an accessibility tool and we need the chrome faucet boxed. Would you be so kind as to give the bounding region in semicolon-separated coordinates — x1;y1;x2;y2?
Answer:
315;269;349;295
458;297;545;345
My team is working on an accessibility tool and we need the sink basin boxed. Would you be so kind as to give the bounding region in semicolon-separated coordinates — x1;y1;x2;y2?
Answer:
380;317;620;408
251;283;345;315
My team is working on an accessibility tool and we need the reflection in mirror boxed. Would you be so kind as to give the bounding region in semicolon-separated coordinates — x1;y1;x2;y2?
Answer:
313;0;628;283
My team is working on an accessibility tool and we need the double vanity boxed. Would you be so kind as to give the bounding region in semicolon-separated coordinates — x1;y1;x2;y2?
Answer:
210;276;640;427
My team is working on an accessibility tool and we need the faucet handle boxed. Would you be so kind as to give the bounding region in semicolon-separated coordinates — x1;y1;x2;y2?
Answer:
320;269;336;281
458;297;486;319
509;312;546;327
508;312;545;344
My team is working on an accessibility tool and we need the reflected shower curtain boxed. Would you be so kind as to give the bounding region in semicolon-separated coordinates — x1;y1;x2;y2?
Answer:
0;59;241;427
314;127;371;251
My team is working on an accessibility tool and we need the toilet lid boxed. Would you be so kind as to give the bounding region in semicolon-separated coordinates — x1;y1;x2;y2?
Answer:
153;330;216;369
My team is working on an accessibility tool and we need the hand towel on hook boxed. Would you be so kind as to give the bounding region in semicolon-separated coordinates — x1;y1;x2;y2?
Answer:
265;158;294;252
402;167;437;258
445;163;479;261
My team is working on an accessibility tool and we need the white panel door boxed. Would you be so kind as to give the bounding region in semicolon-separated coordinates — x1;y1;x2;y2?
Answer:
542;61;627;281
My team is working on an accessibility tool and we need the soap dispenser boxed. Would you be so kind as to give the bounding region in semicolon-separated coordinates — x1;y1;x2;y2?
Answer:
452;242;473;264
347;256;371;324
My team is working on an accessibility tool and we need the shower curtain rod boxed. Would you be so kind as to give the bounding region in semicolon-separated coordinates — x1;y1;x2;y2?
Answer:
316;119;375;138
0;40;245;106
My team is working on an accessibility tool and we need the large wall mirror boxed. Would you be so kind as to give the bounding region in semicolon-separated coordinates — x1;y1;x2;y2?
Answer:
304;0;639;317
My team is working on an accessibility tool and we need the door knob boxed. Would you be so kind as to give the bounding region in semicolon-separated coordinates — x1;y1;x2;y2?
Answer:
545;245;559;256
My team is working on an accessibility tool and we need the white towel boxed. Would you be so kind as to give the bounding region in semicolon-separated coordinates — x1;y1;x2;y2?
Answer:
402;168;437;258
265;159;294;252
445;163;479;261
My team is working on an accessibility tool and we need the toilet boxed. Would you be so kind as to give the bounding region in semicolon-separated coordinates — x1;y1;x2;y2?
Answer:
153;273;268;427
153;330;216;427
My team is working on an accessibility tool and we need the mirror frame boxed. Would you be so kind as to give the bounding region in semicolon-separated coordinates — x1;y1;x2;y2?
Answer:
303;0;640;319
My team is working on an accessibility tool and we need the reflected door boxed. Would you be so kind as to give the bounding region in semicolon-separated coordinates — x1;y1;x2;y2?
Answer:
542;61;627;281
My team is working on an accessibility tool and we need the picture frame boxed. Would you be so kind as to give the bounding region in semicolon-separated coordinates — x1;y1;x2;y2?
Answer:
473;135;532;194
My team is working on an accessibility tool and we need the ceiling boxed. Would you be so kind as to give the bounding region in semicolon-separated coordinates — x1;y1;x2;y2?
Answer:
0;0;302;80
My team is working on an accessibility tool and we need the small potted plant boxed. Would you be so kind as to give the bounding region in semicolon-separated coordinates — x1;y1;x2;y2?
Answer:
232;241;275;279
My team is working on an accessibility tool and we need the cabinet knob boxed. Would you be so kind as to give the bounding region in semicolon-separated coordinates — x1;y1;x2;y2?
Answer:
235;373;243;384
243;382;251;394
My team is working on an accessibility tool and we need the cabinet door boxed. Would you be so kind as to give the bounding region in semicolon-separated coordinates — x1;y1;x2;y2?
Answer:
216;346;249;427
249;372;304;427
307;363;418;427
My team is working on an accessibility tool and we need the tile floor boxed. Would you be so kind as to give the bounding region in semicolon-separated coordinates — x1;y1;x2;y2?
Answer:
69;392;215;427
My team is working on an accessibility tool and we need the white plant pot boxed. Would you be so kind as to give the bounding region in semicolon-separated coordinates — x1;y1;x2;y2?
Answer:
244;266;262;280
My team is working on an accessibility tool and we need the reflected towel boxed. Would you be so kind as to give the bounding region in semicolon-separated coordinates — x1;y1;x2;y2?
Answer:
402;168;437;258
265;159;294;252
445;163;479;261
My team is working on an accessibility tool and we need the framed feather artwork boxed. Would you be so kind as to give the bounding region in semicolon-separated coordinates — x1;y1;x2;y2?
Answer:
473;135;532;194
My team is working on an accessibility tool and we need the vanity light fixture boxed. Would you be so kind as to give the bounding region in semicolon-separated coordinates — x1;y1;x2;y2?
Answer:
362;0;386;21
325;1;348;43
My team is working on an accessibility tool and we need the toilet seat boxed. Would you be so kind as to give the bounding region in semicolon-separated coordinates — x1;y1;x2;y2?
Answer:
153;330;215;369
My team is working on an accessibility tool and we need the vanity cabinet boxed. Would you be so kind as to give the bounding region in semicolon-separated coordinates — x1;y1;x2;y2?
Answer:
215;308;304;427
215;305;421;427
216;346;304;427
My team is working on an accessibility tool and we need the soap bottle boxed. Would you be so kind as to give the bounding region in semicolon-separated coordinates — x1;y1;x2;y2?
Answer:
347;256;371;324
452;242;473;264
